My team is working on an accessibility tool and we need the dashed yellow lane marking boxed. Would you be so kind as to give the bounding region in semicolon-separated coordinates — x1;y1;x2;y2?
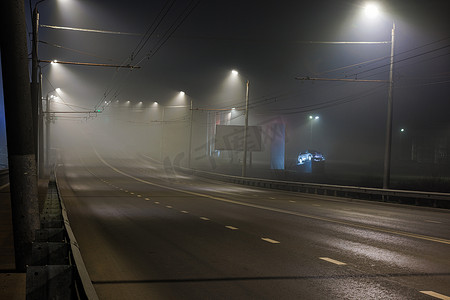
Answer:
200;217;210;221
154;202;160;204
261;238;280;244
226;226;239;230
137;195;142;197
145;198;150;201
166;206;172;209
319;257;347;266
420;291;450;300
181;211;189;214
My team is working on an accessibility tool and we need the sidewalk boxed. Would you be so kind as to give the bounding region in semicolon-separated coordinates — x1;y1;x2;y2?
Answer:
0;179;48;300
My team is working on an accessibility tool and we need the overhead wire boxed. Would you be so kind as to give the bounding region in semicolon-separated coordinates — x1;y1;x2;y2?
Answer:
130;0;177;61
42;73;92;111
39;40;119;62
310;37;450;79
92;0;178;111
134;0;201;66
95;0;201;113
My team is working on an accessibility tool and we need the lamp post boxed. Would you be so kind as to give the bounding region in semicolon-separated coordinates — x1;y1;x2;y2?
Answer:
383;21;395;189
363;3;396;189
309;115;319;148
242;80;250;177
296;4;396;189
231;70;250;177
188;99;193;168
44;89;60;172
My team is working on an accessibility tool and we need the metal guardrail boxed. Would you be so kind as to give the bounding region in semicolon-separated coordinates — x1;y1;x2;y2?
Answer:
186;168;450;209
55;175;99;300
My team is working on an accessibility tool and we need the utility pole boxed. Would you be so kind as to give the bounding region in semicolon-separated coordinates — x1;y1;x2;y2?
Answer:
45;95;51;173
159;107;165;162
188;100;193;168
241;80;249;177
38;70;44;178
0;0;41;271
382;22;395;190
31;6;40;166
295;29;396;189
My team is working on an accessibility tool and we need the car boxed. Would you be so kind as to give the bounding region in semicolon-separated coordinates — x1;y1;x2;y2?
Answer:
310;150;325;162
297;151;312;165
297;150;325;165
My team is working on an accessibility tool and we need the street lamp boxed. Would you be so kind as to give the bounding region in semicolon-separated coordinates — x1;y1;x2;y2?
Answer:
309;115;319;147
364;3;380;18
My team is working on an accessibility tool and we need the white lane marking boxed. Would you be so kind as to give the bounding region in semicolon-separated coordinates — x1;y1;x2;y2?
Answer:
137;195;142;197
420;291;450;300
200;217;210;221
130;192;135;195
93;149;450;246
154;201;160;204
319;257;347;265
226;226;238;230
181;210;189;214
312;204;321;207
425;220;442;224
289;200;296;203
261;238;280;244
166;205;172;209
145;198;150;201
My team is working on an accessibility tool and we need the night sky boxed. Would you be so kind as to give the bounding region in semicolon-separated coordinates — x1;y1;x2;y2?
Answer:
1;0;449;178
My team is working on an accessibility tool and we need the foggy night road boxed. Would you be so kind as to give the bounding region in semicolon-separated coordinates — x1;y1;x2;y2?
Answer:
57;152;450;300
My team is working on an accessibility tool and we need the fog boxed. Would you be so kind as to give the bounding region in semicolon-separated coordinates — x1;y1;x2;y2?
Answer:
1;0;449;191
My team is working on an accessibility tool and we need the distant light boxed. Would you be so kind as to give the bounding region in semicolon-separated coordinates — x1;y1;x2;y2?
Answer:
400;128;405;132
179;91;185;96
309;116;313;119
51;60;58;64
364;3;380;18
315;116;319;120
138;101;143;104
154;101;158;104
126;100;130;103
231;70;239;76
309;115;319;120
231;107;236;110
55;88;61;93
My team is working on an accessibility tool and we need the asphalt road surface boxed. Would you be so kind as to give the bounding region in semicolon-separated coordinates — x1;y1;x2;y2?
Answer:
56;150;450;299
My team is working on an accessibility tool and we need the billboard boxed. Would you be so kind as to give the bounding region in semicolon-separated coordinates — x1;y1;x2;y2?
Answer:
215;125;262;151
